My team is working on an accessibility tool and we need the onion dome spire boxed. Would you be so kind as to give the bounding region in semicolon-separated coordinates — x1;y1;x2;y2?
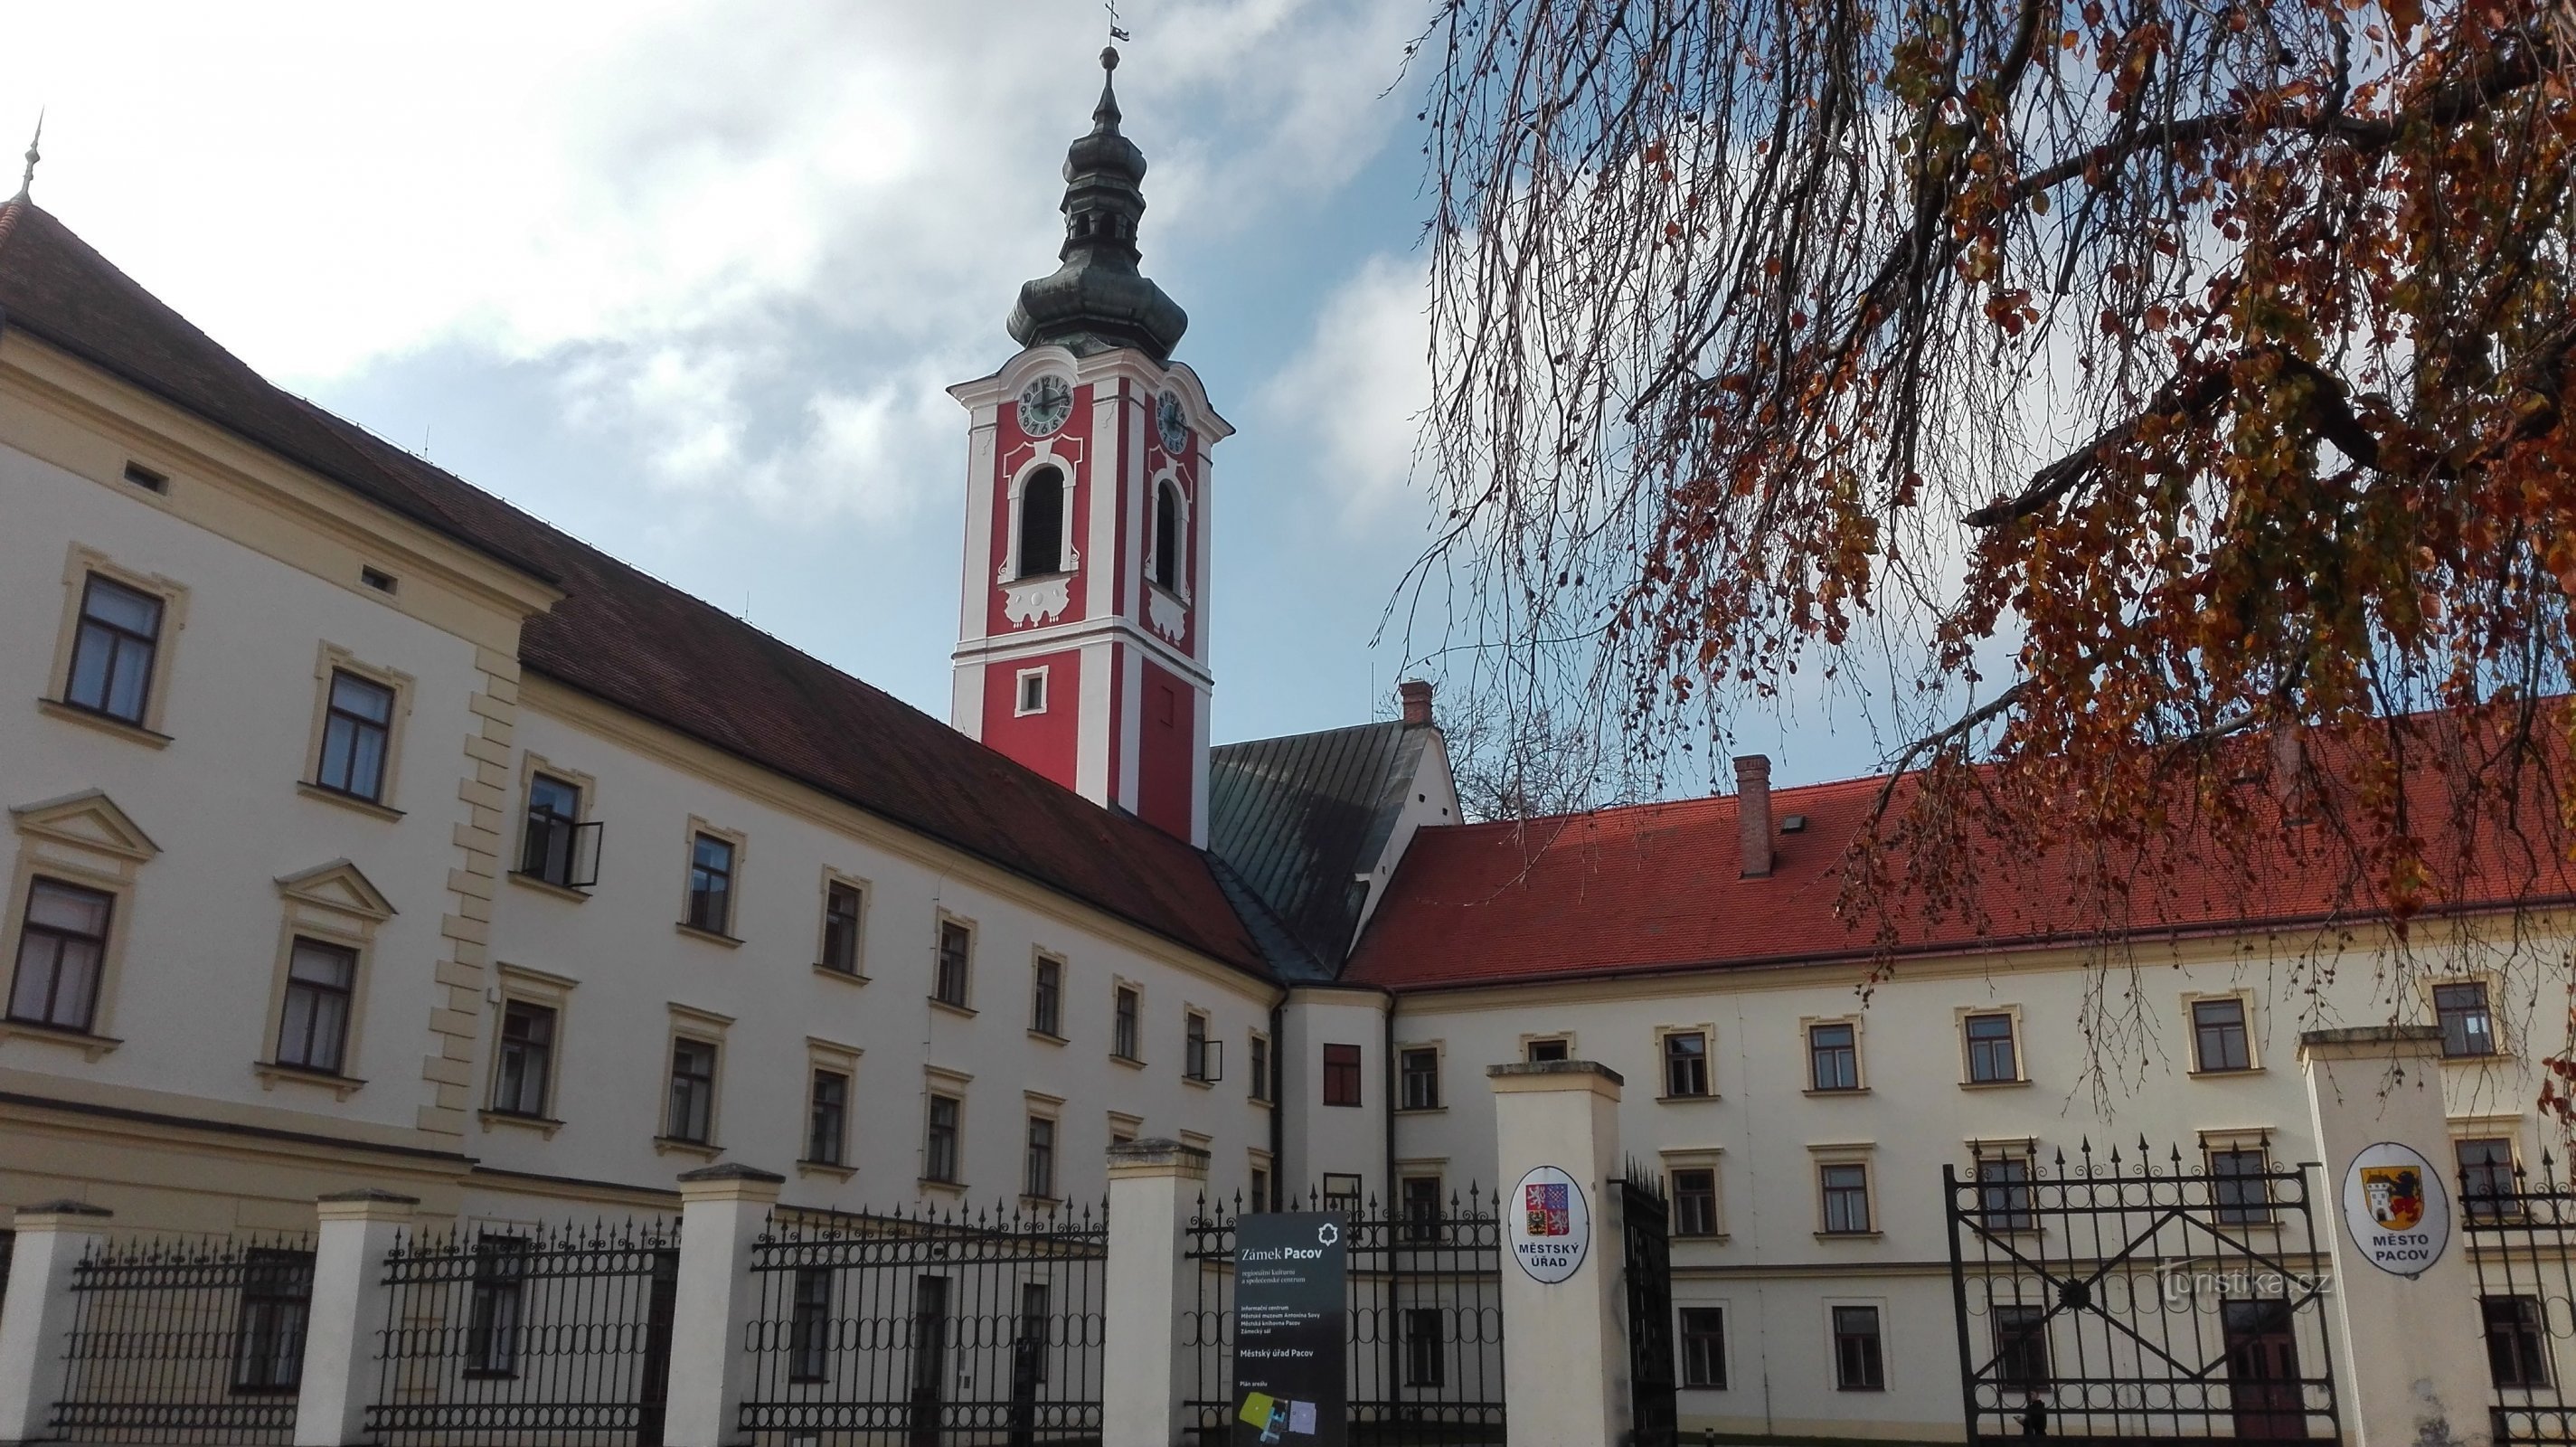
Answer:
1006;46;1188;364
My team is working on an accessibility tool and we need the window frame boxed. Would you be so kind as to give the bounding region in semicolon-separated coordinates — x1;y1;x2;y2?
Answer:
1183;1008;1220;1083
513;764;599;894
1829;1302;1888;1391
490;998;561;1121
463;1235;533;1378
1521;1034;1572;1064
1992;1303;2052;1392
1024;1112;1059;1201
1678;1305;1728;1389
62;572;166;728
1111;982;1143;1063
816;871;868;979
43;547;188;744
2205;1142;2276;1225
1322;1042;1363;1107
665;1035;721;1147
299;647;414;815
1811;1146;1879;1237
2485;1294;2553;1389
1660;1026;1713;1099
788;1266;834;1384
1030;953;1065;1039
1249;1030;1274;1103
2186;992;2259;1073
1806;1017;1864;1092
1014;666;1050;716
6;875;116;1037
923;1090;966;1187
1669;1166;1722;1239
1148;475;1193;600
678;823;745;941
2;794;156;1055
2434;979;2500;1058
1973;1149;2039;1233
1960;1007;2024;1085
1010;462;1073;580
1401;1304;1445;1388
806;1067;852;1168
1321;1172;1363;1213
933;916;977;1011
1399;1171;1444;1244
2458;1134;2521;1223
255;863;393;1098
1397;1044;1443;1112
227;1247;315;1395
270;935;359;1077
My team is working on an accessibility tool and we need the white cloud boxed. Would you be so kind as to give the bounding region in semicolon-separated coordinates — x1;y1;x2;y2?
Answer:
1261;251;1430;526
5;0;1422;522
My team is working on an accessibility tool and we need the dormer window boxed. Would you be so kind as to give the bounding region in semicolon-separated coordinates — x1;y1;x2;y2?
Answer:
1018;468;1065;576
1153;482;1181;591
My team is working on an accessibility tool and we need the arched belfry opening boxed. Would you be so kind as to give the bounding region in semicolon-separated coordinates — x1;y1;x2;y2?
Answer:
1019;468;1065;576
1153;481;1181;591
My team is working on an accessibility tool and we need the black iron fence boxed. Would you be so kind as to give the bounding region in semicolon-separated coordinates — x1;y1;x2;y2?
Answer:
1945;1137;2338;1444
736;1199;1107;1445
2464;1151;2576;1446
1185;1185;1505;1446
49;1232;314;1445
367;1216;680;1447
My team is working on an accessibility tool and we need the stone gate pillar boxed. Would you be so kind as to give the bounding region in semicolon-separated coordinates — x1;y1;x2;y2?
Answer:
1487;1060;1628;1447
2300;1026;2492;1447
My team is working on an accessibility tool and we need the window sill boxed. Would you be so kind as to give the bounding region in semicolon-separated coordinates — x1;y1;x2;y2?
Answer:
1672;1233;1731;1245
1656;1093;1720;1104
1028;1028;1068;1046
813;965;869;987
254;1062;365;1100
1394;1104;1448;1115
1803;1086;1872;1098
1183;1074;1215;1090
480;1110;564;1139
1109;1053;1146;1071
1815;1231;1884;1242
673;922;743;949
1959;1078;2032;1091
919;1177;966;1196
2188;1065;2266;1079
1021;1195;1063;1209
797;1159;858;1181
929;998;977;1019
0;1020;124;1060
508;872;591;903
38;697;171;749
298;780;404;822
653;1137;722;1160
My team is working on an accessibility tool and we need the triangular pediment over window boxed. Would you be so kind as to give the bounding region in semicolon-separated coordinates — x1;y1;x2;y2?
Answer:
275;859;396;922
10;790;161;863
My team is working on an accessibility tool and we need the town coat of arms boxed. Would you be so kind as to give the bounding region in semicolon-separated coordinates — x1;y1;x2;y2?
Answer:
2362;1165;2425;1230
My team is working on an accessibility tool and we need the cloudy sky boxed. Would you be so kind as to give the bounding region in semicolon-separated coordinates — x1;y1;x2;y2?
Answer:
11;0;1871;786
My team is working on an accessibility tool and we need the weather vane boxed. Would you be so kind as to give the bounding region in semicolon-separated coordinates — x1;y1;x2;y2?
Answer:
1106;1;1130;43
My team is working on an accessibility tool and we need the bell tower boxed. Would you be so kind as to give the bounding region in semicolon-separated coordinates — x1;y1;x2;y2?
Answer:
948;47;1230;846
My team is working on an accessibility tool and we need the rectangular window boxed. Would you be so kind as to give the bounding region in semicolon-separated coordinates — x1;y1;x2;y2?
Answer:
1017;668;1048;714
789;1268;832;1383
807;1069;849;1167
2192;998;2252;1072
1672;1169;1720;1238
1250;1164;1272;1211
1250;1034;1272;1102
2485;1296;2552;1388
820;882;863;974
1808;1024;1860;1091
1013;1282;1052;1386
1025;1115;1057;1199
2209;1148;2272;1225
1664;1030;1711;1097
1322;1173;1363;1213
1832;1306;1885;1390
1322;1043;1363;1107
685;834;735;936
1965;1013;2019;1083
1680;1307;1727;1389
1820;1163;1873;1234
1402;1307;1445;1387
665;1038;717;1144
924;1093;961;1184
1112;986;1141;1060
2460;1138;2517;1223
315;669;396;802
934;922;972;1007
8;877;113;1033
1184;1012;1218;1081
1031;957;1062;1036
227;1248;314;1394
518;773;597;888
1524;1036;1569;1063
1977;1157;2035;1231
1993;1304;2051;1390
464;1237;531;1376
274;937;356;1074
491;1001;555;1118
1401;1175;1441;1244
1400;1047;1441;1111
64;574;163;724
2438;982;2497;1058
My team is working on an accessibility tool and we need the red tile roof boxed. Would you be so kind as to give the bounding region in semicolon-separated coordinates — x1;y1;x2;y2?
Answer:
0;199;1269;979
1345;744;2576;992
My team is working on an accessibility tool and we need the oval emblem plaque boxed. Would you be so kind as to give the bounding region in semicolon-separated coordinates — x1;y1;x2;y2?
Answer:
2339;1140;2451;1279
1507;1165;1592;1284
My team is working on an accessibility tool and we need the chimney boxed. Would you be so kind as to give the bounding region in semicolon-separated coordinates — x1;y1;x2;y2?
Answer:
1734;754;1773;878
1398;679;1436;727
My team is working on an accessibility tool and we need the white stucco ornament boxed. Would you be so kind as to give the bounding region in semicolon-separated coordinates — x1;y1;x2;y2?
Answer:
1507;1165;1591;1284
2339;1140;2450;1278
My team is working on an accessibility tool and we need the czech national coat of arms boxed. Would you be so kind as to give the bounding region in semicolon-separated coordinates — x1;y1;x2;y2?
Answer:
2363;1165;2425;1230
1525;1182;1571;1236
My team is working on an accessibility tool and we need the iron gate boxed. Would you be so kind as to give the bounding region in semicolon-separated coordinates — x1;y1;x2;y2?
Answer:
51;1233;313;1445
2462;1150;2576;1445
1185;1184;1505;1444
1618;1171;1676;1447
1944;1137;2339;1444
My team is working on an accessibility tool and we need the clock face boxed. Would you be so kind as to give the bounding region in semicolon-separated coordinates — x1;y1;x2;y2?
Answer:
1156;391;1190;455
1017;375;1073;436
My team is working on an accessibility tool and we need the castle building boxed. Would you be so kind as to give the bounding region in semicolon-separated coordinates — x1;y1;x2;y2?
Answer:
0;52;2563;1440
